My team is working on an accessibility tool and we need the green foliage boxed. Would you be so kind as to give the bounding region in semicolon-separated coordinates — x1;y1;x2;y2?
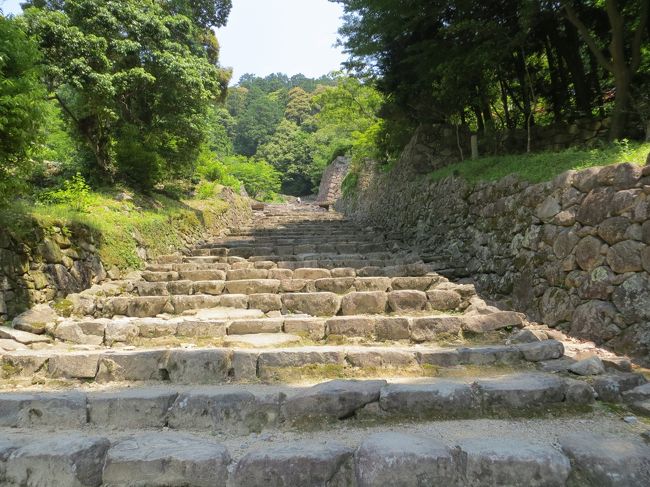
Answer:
257;120;314;195
430;141;650;184
233;88;284;156
224;156;281;201
195;155;241;191
285;87;312;125
0;15;46;206
334;0;650;148
341;172;359;196
38;172;91;211
195;180;218;200
22;0;232;188
2;186;239;271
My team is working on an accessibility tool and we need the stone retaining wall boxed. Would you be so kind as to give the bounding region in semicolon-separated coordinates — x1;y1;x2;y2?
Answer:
0;189;251;321
316;156;350;202
339;158;650;363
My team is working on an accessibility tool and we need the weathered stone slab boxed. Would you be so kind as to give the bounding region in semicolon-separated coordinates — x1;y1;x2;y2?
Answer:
459;438;571;486
374;317;410;340
426;289;462;311
12;304;57;334
48;352;101;379
592;373;647;402
97;350;168;382
165;349;232;384
353;277;391;292
281;292;341;316
0;352;49;377
462;311;524;333
104;296;169;318
231;441;354;487
103;432;230;487
257;349;345;379
458;345;522;365
387;290;428;312
0;339;28;351
294;268;331;279
167;389;280;433
355;432;456;486
223;333;301;347
517;340;564;361
225;279;281;295
560;433;650;486
171;295;221;313
476;374;566;412
175;320;228;338
379;381;476;418
228;318;283;335
0;326;51;344
248;293;282;312
410;316;463;342
345;349;416;368
282;379;385;422
283;317;326;340
326;316;376;337
6;435;110;487
0;392;86;428
87;388;178;428
314;277;355;293
340;291;387;314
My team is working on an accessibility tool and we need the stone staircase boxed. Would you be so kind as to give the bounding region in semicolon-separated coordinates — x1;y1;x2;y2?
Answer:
1;204;649;486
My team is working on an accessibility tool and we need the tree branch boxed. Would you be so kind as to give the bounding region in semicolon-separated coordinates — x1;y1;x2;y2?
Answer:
562;1;614;73
53;93;81;126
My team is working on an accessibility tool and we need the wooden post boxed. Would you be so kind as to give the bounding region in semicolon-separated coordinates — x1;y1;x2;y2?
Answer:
471;135;479;160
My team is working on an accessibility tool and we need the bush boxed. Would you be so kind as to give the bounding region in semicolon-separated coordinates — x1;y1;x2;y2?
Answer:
38;173;92;211
224;156;281;201
195;180;218;199
341;172;359;196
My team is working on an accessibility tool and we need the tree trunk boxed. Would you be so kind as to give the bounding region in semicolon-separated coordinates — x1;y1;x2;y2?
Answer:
558;21;592;115
610;65;631;140
563;0;649;140
544;36;564;121
513;51;532;129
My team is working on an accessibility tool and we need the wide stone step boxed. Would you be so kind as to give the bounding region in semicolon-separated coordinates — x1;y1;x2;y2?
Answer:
97;287;483;318
146;262;438;280
201;236;396;247
43;310;528;346
135;275;471;301
3;426;647;487
0;341;565;383
0;373;599;434
194;243;401;257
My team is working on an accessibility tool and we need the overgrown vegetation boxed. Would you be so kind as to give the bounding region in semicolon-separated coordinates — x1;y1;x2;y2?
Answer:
335;0;650;152
0;185;237;270
430;140;650;184
218;72;383;196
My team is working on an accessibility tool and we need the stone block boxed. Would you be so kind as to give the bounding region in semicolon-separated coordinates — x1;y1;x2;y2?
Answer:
103;432;230;487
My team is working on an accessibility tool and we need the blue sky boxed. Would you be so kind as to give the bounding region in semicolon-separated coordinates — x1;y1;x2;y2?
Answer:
1;0;347;83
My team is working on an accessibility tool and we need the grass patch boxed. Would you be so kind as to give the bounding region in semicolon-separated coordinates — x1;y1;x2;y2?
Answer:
0;185;247;271
430;140;650;184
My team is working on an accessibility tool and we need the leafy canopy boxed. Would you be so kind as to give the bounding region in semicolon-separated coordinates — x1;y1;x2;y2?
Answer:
22;0;232;188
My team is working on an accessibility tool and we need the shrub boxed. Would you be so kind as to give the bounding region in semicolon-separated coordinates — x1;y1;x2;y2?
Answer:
38;173;92;211
196;180;217;199
225;156;281;201
341;172;359;196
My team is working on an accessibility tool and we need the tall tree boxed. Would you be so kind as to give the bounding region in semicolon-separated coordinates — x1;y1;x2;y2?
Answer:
22;0;231;187
0;15;46;204
562;0;649;139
